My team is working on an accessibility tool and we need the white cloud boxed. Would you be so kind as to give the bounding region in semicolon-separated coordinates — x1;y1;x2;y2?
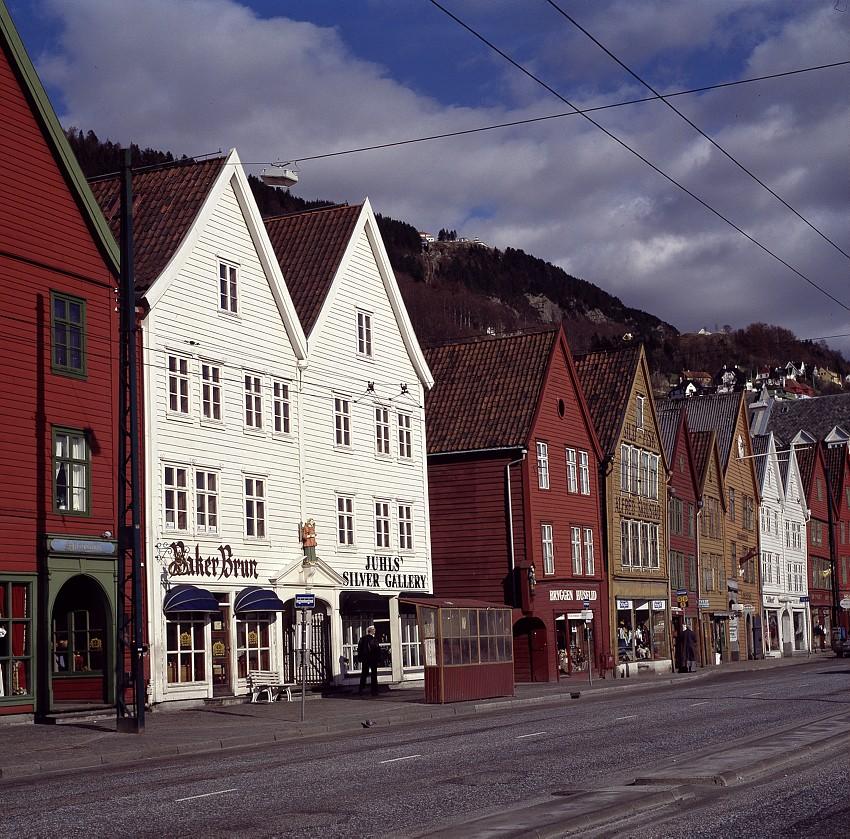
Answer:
35;0;850;355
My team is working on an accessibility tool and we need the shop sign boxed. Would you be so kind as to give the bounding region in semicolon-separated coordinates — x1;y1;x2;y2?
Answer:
651;600;666;610
616;599;633;609
764;596;778;605
549;589;598;602
342;554;428;591
614;494;660;521
729;618;739;642
839;598;850;610
698;599;709;608
167;541;259;581
47;536;117;556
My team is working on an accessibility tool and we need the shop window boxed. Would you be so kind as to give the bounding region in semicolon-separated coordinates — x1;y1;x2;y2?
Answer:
400;613;421;668
166;613;206;683
342;617;391;671
236;614;271;678
53;608;104;674
0;581;32;699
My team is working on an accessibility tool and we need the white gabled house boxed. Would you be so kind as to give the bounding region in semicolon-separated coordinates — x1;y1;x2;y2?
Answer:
265;200;434;687
755;433;810;656
92;150;308;705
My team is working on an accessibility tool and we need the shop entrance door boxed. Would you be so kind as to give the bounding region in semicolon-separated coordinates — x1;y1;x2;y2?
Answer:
211;594;231;697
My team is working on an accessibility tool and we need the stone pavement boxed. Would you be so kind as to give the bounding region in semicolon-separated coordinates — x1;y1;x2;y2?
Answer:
0;651;832;780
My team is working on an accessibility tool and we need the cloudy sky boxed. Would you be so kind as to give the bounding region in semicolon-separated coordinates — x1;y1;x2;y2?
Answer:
9;0;850;353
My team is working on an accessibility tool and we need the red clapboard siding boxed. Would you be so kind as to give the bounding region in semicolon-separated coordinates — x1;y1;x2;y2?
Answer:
52;676;106;702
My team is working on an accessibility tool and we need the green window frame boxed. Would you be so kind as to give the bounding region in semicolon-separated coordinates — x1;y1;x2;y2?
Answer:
52;427;90;516
0;578;34;701
51;291;86;377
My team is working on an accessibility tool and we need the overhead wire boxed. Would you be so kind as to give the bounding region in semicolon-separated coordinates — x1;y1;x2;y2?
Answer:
426;0;850;313
544;0;850;262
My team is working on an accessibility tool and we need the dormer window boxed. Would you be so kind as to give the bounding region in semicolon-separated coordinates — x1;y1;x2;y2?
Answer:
636;395;645;429
357;310;373;358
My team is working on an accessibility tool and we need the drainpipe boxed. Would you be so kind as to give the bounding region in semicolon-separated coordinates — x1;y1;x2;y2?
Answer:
506;449;528;608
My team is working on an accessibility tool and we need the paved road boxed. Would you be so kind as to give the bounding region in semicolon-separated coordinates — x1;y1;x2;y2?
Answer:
1;659;847;839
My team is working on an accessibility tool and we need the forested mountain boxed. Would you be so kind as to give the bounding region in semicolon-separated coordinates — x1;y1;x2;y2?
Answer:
66;130;848;389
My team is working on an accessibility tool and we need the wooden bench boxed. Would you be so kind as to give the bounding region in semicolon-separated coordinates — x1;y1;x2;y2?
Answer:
247;670;293;703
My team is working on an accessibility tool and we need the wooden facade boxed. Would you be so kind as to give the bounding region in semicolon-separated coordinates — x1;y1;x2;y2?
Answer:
801;445;833;644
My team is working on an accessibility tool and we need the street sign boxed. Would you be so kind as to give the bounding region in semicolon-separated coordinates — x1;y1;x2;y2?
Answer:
580;609;593;621
295;593;315;610
800;596;810;603
582;599;591;609
675;589;687;597
698;599;709;609
840;598;850;610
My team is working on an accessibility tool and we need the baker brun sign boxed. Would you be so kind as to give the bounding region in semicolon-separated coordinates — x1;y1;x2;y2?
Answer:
167;541;259;581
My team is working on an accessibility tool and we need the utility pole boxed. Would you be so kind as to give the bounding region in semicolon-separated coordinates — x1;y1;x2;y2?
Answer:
116;147;145;732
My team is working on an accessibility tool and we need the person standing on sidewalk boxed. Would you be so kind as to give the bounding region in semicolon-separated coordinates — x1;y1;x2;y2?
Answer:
357;625;381;696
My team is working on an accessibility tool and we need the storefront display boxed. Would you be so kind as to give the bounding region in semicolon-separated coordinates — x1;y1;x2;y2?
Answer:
616;599;669;662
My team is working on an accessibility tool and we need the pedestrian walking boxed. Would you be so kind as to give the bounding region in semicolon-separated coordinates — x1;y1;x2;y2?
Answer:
357;625;381;696
675;623;697;673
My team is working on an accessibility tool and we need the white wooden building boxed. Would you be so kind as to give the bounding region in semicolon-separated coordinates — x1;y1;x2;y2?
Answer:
755;433;810;656
265;200;434;687
92;150;308;704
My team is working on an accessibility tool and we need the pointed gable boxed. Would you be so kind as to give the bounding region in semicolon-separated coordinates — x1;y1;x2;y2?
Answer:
751;434;770;487
573;344;642;454
89;156;226;292
424;328;558;454
823;443;848;510
661;392;741;471
263;204;362;335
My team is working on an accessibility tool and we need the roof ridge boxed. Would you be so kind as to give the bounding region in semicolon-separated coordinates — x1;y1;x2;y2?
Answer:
425;325;559;351
263;202;357;222
87;154;226;185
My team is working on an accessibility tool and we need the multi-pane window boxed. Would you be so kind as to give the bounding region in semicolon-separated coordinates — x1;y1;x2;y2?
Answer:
728;488;736;522
375;407;391;456
273;381;290;434
357;310;373;357
669;551;686;591
583;528;594;574
236;615;271;677
398;413;412;459
245;477;266;539
565;448;577;493
244;374;263;429
164;466;188;530
578;451;590;495
398;504;413;550
195;470;218;534
620;444;629;491
201;363;221;421
53;607;104;673
337;496;355;545
374;501;391;549
166;613;205;683
571;526;582;574
687;503;695;538
0;581;32;698
51;292;85;375
541;524;554;575
621;444;659;499
669;497;683;535
620;519;659;568
219;261;238;314
53;429;89;514
636;395;645;429
168;355;190;415
334;398;351;447
743;496;755;531
537;441;550;489
400;613;421;668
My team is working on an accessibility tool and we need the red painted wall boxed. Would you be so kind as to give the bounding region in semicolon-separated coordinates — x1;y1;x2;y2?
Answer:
668;420;698;614
807;452;832;616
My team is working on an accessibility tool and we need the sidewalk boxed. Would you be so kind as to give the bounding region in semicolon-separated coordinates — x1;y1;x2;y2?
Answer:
0;651;834;780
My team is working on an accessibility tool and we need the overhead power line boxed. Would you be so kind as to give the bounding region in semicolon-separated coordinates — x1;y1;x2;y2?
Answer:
427;0;850;314
544;0;850;263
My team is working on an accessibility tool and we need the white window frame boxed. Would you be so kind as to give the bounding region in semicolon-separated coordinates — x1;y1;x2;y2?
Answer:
397;412;412;459
164;465;189;531
244;476;266;540
541;524;554;575
357;309;373;358
537;441;550;490
374;500;391;549
335;397;351;447
636;394;645;429
565;448;577;493
195;469;219;534
244;373;263;430
398;504;414;551
375;406;391;457
337;495;355;546
218;260;238;314
578;450;590;495
201;362;222;422
167;355;190;416
583;528;594;575
571;526;582;574
621;520;631;567
272;380;291;435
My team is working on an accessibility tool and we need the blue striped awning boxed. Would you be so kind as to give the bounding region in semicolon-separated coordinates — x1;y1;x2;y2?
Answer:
162;584;220;613
234;586;286;613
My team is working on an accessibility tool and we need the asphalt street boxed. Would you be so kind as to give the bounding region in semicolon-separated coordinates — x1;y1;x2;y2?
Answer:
1;659;847;839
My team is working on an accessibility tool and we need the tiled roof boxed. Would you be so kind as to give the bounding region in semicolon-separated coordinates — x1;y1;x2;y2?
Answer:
823;443;847;507
424;328;558;454
689;429;715;491
660;392;741;471
794;445;815;496
767;393;850;446
264;204;362;335
573;345;641;455
751;434;769;486
89;157;226;292
658;400;684;464
777;443;790;487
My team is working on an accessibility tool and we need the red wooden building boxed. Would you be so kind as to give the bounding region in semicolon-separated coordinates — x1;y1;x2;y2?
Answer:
0;3;119;719
824;442;850;634
795;444;833;644
425;327;609;683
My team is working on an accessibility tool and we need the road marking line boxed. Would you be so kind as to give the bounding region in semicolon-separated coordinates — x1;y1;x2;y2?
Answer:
689;701;710;707
517;731;547;739
176;789;237;803
748;692;764;696
614;715;637;720
380;755;421;764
